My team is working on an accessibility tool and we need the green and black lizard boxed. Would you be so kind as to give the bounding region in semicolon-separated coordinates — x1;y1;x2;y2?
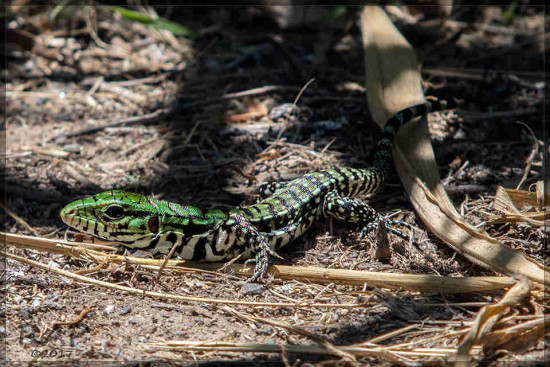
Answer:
61;99;459;281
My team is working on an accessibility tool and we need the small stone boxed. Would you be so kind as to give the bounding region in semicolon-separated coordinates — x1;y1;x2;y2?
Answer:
62;144;82;153
19;308;31;320
12;295;23;305
260;327;273;335
21;324;34;337
104;305;115;313
42;301;63;310
269;103;299;120
128;319;141;326
119;306;132;316
78;324;91;333
23;59;35;72
453;128;467;140
12;270;25;278
47;260;61;269
241;283;265;295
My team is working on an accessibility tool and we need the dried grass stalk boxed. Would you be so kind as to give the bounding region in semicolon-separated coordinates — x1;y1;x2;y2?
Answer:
3;232;517;293
1;249;360;309
144;340;479;361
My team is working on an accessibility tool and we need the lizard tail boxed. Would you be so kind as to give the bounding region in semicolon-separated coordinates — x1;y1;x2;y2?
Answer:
351;98;462;196
371;98;462;170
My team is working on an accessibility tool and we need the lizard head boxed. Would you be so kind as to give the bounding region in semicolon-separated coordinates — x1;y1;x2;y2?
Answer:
60;190;163;246
61;190;217;249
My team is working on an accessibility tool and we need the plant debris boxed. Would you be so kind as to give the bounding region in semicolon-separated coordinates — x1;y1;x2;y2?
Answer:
4;4;546;365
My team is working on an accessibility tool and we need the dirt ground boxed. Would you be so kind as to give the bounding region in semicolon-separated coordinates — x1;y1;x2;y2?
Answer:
3;3;548;365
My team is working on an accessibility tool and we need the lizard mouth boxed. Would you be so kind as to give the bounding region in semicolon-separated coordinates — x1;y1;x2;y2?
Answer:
60;205;76;225
60;201;101;236
60;208;75;221
60;202;82;227
60;208;114;241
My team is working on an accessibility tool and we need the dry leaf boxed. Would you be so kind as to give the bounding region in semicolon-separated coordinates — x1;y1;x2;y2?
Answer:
224;97;268;123
480;316;550;354
490;184;548;227
455;278;531;366
359;6;549;285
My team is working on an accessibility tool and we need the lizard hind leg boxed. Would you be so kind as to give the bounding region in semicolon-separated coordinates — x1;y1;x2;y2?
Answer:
359;219;413;242
322;191;413;242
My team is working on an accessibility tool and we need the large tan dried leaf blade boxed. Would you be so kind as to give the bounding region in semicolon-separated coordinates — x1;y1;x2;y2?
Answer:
359;6;549;285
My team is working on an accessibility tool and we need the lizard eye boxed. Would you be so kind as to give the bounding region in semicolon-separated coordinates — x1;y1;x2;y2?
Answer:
103;205;125;221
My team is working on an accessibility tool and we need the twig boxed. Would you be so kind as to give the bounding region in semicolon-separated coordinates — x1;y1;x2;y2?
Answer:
220;165;256;182
444;184;490;195
276;79;315;141
54;85;302;139
355;324;419;346
461;107;540;121
53;107;175;140
2;250;366;309
83;7;109;49
101;71;175;87
0;202;39;236
151;303;194;312
146;340;461;360
181;85;301;108
3;232;521;293
52;306;94;328
63;164;101;190
85;76;104;97
222;306;356;361
155;241;180;282
74;263;106;275
422;67;543;89
515;121;541;190
120;135;163;156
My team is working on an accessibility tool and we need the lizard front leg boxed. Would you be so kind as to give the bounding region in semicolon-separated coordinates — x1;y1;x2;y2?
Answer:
224;213;283;282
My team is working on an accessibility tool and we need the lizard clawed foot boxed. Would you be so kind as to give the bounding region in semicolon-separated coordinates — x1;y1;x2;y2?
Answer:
359;222;378;239
244;243;283;283
359;218;415;242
